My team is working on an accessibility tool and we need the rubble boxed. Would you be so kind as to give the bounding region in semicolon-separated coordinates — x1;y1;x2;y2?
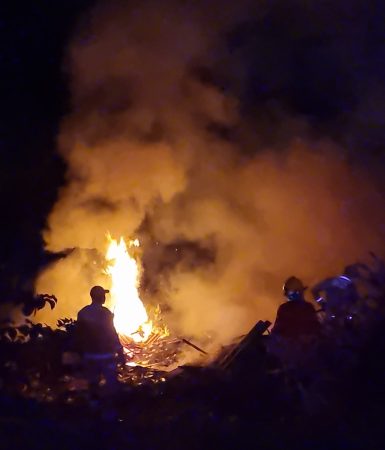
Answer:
214;320;271;370
0;255;385;448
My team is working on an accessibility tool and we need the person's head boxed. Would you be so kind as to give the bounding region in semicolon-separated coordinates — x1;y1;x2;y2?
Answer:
283;276;306;301
90;285;109;305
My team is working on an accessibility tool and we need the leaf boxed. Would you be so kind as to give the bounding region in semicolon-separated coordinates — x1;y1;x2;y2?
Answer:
35;298;46;310
46;298;56;310
18;325;30;336
22;304;36;317
30;328;39;339
40;327;51;337
7;328;17;341
0;329;8;340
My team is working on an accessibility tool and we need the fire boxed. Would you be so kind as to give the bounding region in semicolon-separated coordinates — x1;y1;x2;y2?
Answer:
105;235;153;343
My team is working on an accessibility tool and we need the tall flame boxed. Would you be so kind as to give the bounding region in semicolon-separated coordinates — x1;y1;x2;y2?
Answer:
105;235;152;342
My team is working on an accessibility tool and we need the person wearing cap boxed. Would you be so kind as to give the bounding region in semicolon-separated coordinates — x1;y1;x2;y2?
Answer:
271;276;320;338
76;285;124;392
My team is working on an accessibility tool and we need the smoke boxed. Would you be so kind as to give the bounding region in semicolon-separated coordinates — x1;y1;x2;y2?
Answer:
35;0;385;348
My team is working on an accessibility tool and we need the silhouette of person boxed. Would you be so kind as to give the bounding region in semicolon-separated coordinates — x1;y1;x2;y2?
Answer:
77;285;124;392
272;276;320;338
311;269;359;322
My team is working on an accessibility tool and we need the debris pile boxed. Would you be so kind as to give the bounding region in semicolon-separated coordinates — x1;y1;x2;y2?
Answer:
0;254;385;449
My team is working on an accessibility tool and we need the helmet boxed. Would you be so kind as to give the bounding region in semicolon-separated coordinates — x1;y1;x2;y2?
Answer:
283;276;306;301
331;275;352;289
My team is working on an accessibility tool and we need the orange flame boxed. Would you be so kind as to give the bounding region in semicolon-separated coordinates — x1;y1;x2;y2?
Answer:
105;235;152;342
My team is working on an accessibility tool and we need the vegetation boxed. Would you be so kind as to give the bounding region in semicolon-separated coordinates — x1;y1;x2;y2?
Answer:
0;257;385;449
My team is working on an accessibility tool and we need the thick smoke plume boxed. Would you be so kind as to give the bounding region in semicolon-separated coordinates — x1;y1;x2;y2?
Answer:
36;0;385;348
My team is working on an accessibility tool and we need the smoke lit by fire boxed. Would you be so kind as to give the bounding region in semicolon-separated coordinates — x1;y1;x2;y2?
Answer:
34;0;385;351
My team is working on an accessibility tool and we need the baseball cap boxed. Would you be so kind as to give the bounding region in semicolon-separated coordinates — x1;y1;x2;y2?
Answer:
90;285;110;298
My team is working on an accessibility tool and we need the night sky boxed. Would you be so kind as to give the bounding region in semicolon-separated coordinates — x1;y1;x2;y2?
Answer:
1;0;385;302
0;1;93;299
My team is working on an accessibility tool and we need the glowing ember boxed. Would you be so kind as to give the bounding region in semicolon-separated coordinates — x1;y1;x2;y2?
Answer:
105;235;153;343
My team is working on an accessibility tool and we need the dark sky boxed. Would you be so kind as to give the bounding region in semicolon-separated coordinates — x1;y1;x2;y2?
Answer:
1;0;385;300
0;0;93;297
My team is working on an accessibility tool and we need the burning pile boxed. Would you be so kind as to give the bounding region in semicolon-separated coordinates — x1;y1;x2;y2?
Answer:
104;235;180;369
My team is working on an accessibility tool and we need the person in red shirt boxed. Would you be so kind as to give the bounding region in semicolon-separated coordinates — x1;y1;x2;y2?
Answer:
272;276;320;338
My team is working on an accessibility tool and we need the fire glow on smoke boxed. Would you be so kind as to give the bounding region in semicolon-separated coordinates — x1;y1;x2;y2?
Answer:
105;235;153;343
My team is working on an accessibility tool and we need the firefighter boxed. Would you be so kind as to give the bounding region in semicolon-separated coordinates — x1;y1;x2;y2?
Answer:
311;269;360;325
76;285;125;392
272;276;320;338
269;277;321;375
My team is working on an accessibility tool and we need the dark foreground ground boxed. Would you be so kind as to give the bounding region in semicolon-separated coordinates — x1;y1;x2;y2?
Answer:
2;259;385;450
0;316;384;450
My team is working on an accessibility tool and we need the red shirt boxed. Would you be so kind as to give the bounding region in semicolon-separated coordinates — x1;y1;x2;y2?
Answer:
272;300;320;338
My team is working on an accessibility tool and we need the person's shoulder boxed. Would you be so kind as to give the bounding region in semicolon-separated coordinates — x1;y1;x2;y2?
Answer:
281;300;314;310
101;306;113;317
78;304;91;315
277;302;291;312
302;300;317;311
77;305;93;322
